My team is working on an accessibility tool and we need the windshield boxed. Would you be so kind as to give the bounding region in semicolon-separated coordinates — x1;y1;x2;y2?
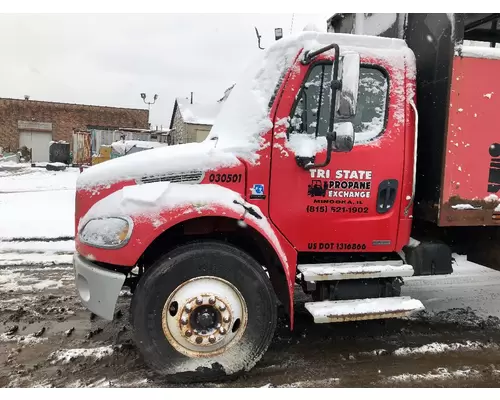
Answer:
208;34;312;162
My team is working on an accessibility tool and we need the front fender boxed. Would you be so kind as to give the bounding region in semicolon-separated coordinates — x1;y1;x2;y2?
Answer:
75;183;298;326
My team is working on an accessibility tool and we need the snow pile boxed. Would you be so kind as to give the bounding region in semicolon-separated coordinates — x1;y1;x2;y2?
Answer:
0;333;48;345
176;97;222;126
76;141;238;189
384;367;480;383
393;340;497;356
49;346;116;364
0;161;27;171
0;269;64;292
111;140;166;156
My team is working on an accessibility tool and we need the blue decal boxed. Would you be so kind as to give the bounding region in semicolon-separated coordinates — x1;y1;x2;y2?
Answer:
251;184;264;195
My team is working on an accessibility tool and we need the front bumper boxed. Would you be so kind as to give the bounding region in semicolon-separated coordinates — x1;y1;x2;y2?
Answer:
73;253;126;320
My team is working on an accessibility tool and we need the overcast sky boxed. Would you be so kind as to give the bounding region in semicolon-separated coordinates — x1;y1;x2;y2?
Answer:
0;13;332;128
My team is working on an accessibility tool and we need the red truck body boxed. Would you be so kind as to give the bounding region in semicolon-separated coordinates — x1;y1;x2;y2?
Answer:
75;33;416;317
441;52;500;226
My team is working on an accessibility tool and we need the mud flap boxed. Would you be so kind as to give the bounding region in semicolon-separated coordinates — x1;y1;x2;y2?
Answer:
403;242;453;276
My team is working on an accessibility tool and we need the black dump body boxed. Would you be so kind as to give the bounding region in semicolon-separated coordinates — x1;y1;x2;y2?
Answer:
327;13;500;223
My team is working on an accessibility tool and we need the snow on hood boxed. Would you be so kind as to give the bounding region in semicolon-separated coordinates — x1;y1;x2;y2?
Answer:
208;31;409;163
80;181;245;227
76;141;240;189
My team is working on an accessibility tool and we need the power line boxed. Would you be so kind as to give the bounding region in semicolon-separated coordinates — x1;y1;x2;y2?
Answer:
290;13;295;34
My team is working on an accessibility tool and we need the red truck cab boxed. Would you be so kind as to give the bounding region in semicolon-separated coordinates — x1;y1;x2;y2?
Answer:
73;31;442;381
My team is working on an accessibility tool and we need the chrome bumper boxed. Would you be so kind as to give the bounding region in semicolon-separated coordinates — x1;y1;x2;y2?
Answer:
73;253;126;320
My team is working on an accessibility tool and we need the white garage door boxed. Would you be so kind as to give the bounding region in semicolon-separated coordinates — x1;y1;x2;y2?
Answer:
19;131;53;162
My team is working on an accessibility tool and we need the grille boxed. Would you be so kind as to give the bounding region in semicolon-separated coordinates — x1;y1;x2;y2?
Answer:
139;171;204;185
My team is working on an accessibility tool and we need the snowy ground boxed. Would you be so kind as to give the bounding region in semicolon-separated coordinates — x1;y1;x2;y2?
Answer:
0;164;77;266
1;165;500;387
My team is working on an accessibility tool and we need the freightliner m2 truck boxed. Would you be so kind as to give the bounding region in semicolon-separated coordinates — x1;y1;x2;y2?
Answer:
73;13;500;381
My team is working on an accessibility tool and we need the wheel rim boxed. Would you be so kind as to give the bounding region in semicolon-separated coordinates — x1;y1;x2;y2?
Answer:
161;276;248;358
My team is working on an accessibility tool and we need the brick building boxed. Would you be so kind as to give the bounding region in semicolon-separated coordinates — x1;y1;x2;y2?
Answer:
0;97;149;162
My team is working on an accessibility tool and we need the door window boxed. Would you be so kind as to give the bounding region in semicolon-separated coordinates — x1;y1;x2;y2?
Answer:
288;64;389;144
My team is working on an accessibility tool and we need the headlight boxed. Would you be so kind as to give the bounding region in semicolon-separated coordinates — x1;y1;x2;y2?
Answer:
79;217;133;249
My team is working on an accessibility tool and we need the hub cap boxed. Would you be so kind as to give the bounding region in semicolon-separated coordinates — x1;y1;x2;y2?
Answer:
161;276;248;357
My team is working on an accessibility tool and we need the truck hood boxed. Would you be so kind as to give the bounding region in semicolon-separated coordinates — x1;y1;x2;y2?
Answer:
76;140;241;190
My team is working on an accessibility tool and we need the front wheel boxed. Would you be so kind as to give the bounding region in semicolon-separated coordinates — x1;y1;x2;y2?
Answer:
130;241;277;382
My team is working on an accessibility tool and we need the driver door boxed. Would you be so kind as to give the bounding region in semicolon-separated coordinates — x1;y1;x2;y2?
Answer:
268;54;405;253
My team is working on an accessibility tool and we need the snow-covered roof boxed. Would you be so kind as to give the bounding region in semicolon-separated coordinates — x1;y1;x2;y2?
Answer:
456;44;500;60
208;31;411;163
176;97;222;126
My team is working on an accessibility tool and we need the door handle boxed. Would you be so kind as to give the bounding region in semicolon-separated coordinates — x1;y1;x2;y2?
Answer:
377;179;398;214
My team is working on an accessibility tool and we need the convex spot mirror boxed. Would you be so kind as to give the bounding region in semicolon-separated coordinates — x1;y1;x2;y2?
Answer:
332;121;355;152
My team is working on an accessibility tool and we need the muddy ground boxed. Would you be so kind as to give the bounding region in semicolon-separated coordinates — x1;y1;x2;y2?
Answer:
1;263;500;388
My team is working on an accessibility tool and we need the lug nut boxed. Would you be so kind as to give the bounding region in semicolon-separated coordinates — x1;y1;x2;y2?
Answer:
184;304;192;313
180;316;189;325
219;304;226;311
195;336;203;344
185;330;192;337
208;296;216;305
223;316;230;323
209;335;216;343
219;327;227;335
196;296;203;305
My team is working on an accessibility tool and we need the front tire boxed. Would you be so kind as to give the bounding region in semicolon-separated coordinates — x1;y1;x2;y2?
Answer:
130;240;277;382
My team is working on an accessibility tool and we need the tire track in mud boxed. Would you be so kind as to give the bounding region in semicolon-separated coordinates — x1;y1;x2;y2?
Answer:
1;267;500;388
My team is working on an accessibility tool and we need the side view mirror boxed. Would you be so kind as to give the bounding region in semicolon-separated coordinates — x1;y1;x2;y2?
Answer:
336;52;360;118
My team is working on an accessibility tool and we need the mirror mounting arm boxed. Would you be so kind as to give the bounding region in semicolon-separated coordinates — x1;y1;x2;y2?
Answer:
295;132;336;170
301;43;340;65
